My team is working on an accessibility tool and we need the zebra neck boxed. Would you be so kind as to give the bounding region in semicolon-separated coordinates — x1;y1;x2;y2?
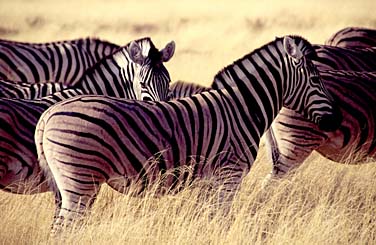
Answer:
76;49;137;97
224;85;281;138
213;40;286;133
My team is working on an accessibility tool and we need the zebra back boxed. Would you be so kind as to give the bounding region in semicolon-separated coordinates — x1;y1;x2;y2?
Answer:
0;37;120;85
0;79;68;99
325;27;376;48
314;44;376;71
168;80;210;99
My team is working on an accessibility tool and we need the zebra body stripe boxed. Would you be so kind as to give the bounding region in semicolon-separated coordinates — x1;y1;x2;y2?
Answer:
314;45;376;71
0;79;68;99
0;37;120;85
168;80;210;100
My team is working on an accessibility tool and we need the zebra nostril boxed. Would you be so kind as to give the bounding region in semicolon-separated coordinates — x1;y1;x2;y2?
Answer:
143;97;153;101
318;109;342;132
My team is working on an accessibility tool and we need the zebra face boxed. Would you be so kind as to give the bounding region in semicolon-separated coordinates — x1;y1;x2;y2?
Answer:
137;63;172;101
283;36;342;132
129;40;175;101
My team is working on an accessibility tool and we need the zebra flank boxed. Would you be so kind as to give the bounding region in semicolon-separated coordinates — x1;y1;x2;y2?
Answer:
325;27;376;48
0;79;68;99
0;37;120;85
0;37;175;195
35;35;341;235
264;70;376;180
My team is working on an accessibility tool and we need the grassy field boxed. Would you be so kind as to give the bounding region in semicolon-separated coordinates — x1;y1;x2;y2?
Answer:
0;0;375;244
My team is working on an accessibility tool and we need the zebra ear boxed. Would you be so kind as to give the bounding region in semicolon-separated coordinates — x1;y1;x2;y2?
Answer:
283;36;303;61
128;41;145;65
161;41;175;62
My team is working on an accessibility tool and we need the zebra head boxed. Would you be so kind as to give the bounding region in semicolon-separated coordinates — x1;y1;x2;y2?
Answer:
128;39;175;101
282;36;342;132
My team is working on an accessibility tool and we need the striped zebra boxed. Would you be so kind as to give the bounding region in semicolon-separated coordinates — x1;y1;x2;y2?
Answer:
0;37;175;194
168;80;210;99
325;27;376;48
313;44;376;71
264;70;376;182
35;35;342;234
0;79;68;99
0;37;120;85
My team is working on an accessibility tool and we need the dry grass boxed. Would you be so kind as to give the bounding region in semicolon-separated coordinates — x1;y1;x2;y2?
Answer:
1;152;375;244
0;0;375;244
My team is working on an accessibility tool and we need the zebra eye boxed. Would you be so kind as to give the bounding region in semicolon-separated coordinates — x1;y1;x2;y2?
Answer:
311;76;320;84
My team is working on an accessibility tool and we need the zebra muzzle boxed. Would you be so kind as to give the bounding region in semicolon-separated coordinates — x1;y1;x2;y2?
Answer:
317;107;342;132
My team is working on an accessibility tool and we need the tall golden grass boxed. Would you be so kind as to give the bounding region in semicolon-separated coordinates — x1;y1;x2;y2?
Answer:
0;0;375;244
1;152;375;244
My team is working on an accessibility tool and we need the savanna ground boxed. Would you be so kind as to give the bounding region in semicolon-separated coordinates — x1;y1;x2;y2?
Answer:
0;0;375;244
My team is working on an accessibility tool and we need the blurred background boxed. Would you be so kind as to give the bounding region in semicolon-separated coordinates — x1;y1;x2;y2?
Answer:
1;0;375;85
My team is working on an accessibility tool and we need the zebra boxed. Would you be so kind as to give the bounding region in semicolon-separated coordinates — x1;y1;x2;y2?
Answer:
168;80;210;99
0;37;175;195
325;27;376;48
0;79;68;99
313;44;376;72
35;35;342;234
0;37;120;85
263;70;376;182
260;38;376;184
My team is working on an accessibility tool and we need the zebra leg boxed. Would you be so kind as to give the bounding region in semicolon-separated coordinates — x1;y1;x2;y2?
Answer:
263;121;326;187
263;126;302;188
51;181;102;236
211;163;246;216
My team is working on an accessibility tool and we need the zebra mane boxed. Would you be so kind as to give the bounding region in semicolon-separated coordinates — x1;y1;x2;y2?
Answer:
79;37;159;80
212;35;316;87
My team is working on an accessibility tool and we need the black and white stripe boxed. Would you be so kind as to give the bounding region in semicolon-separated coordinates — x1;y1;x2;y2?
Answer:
168;80;210;100
35;35;342;234
261;39;376;184
0;37;120;85
0;37;175;194
264;70;376;182
0;79;68;99
313;44;376;71
325;27;376;48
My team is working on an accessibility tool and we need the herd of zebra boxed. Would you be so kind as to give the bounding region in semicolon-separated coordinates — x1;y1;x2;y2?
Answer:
0;26;375;235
